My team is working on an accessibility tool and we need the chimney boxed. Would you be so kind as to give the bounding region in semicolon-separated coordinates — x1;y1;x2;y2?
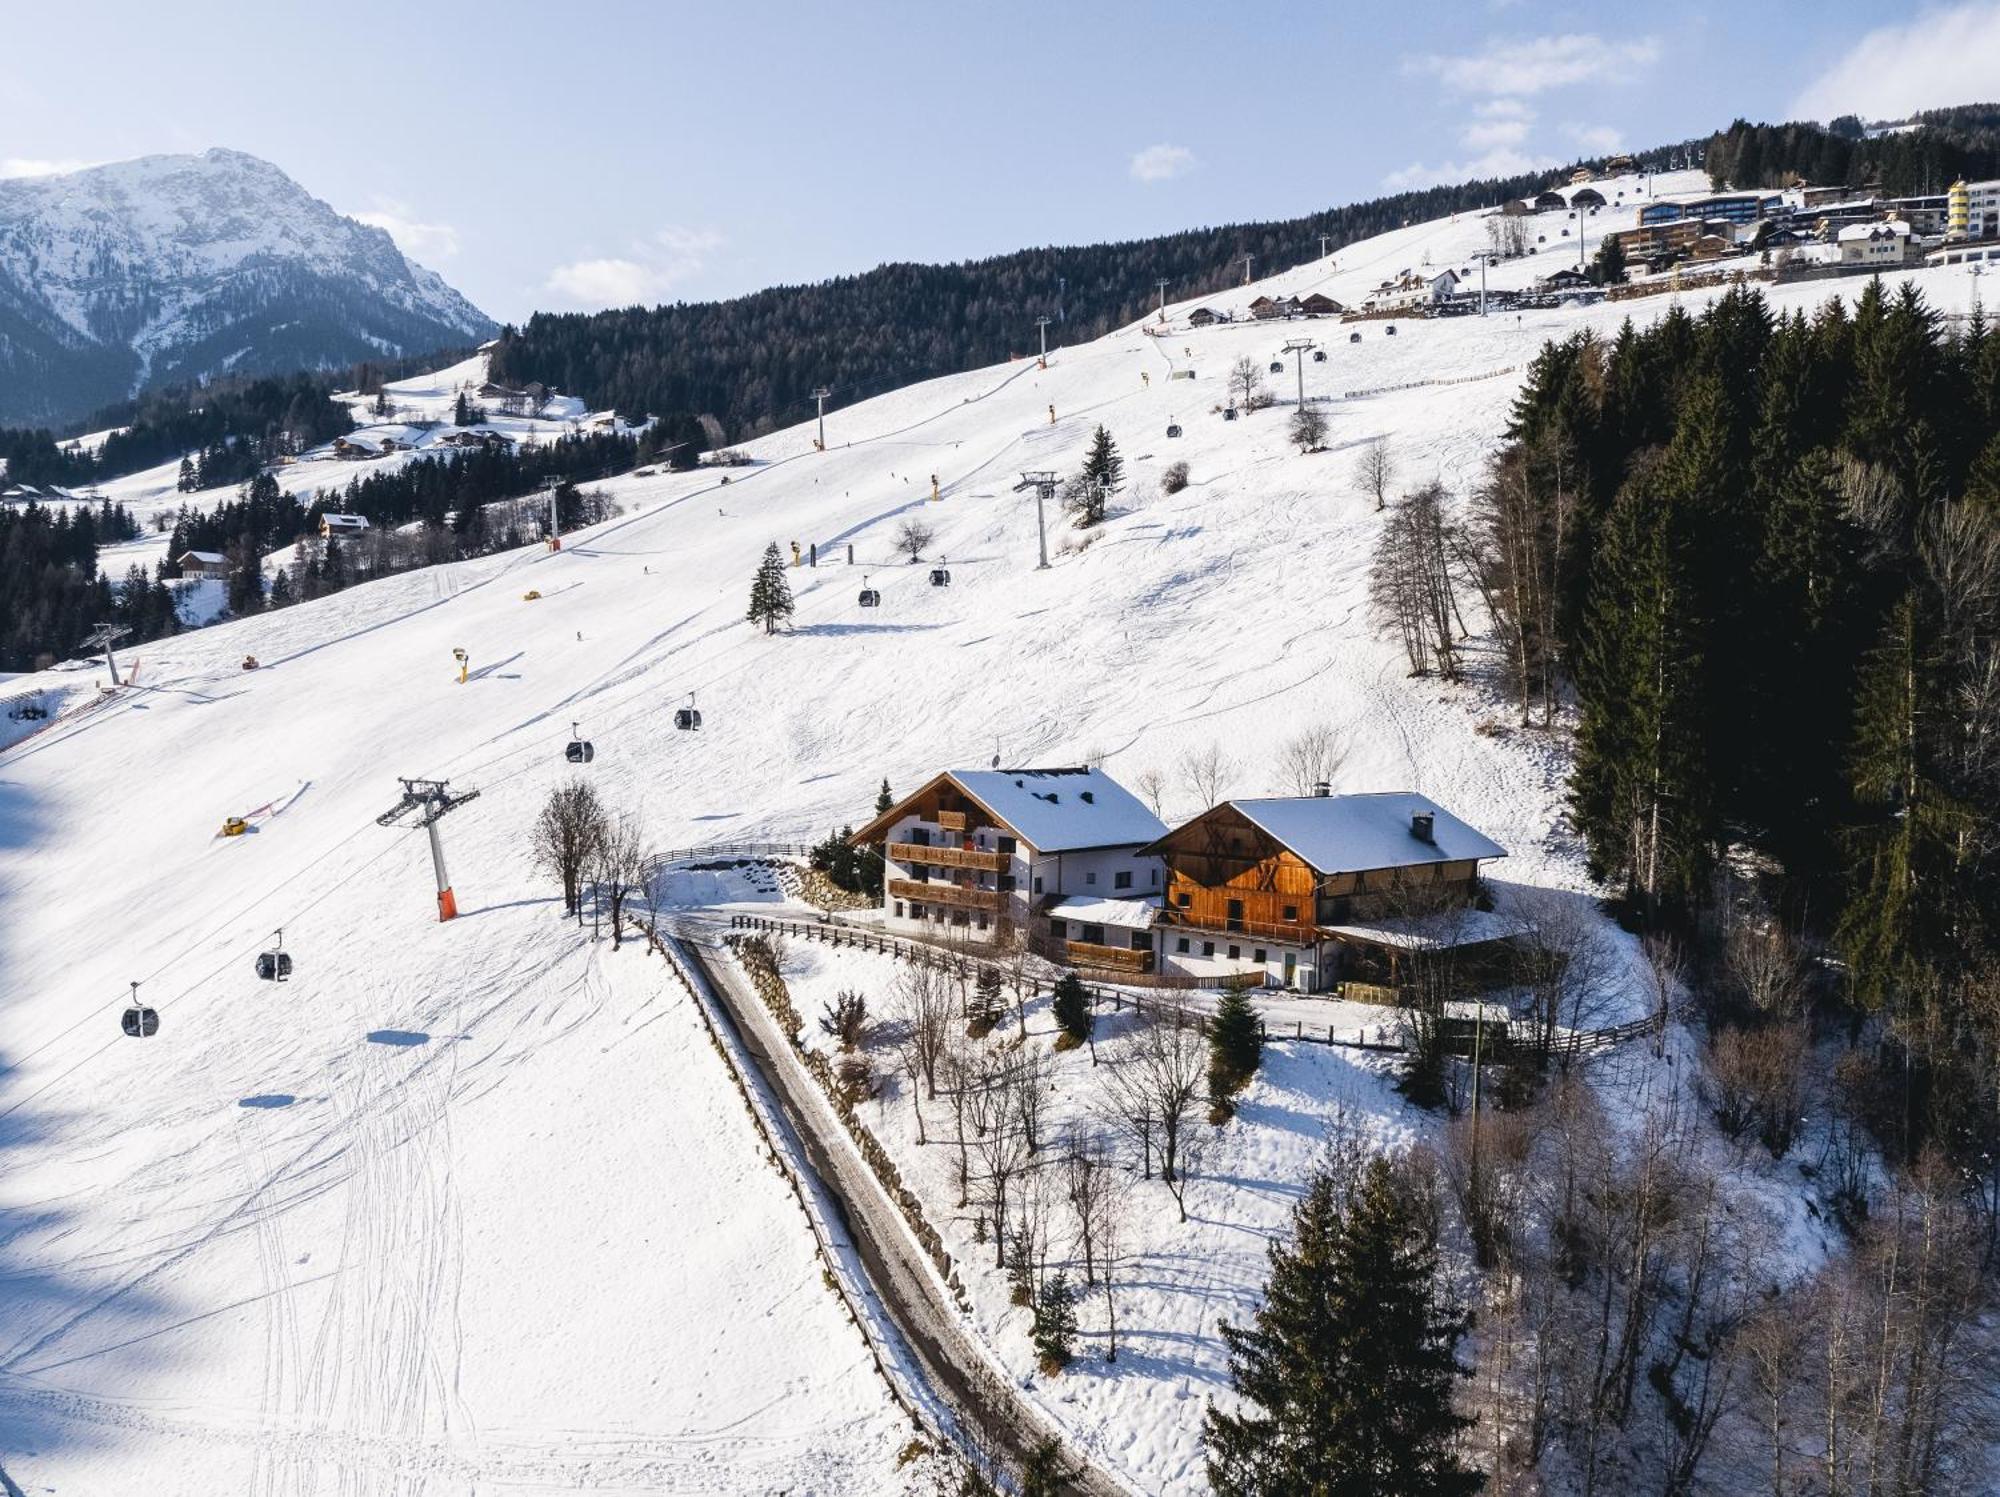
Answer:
1312;781;1331;798
1410;810;1435;843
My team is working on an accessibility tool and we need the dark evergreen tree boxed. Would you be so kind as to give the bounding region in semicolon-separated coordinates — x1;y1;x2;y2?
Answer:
1206;1156;1478;1496
1031;1273;1077;1372
746;542;794;634
452;391;475;427
1079;424;1125;495
1208;985;1264;1102
1051;971;1093;1047
875;777;894;814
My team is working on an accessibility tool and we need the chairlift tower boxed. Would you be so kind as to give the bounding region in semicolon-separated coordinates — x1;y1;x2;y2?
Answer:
812;386;833;450
1281;338;1317;409
84;622;131;686
1015;470;1057;571
1241;254;1254;286
1035;317;1052;365
546;485;561;550
1156;278;1170;321
1319;233;1332;260
376;777;481;921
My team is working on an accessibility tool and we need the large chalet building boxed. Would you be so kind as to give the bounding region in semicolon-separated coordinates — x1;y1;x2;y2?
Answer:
1141;790;1509;991
849;768;1168;966
852;772;1511;991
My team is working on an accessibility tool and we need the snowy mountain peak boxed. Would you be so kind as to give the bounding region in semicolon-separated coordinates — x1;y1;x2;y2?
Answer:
0;149;497;427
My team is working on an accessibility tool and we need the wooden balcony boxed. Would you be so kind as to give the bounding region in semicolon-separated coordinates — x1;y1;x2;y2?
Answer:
888;841;1009;872
1159;908;1319;945
937;810;968;831
1062;940;1154;974
889;878;1001;911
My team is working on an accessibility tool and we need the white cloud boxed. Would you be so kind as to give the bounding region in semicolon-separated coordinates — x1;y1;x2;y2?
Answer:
1563;122;1625;154
1464;116;1533;151
351;199;460;263
543;224;726;309
1404;33;1662;97
1383;146;1555;191
0;156;95;179
1129;144;1197;183
1791;3;2000;123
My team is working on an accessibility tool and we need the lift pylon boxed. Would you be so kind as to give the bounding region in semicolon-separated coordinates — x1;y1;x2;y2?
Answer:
377;777;482;920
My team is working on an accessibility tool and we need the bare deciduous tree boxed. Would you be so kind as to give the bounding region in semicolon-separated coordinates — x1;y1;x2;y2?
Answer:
1009;1048;1054;1156
1135;766;1168;818
1229;355;1265;412
1356;435;1395;511
590;810;648;946
1370;481;1472;680
1059;1125;1117;1287
1275;721;1349;796
1511;890;1618;1064
969;1059;1030;1268
894;961;952;1101
1178;742;1236;811
894;517;935;562
1289;404;1328;453
1111;1006;1208;1222
531;778;607;915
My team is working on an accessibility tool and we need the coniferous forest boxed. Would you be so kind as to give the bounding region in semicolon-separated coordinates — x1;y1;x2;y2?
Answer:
485;157;1705;444
1467;278;2000;1182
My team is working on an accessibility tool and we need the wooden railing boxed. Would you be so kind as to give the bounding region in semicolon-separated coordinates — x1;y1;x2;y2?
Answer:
1061;940;1154;973
1159;908;1320;946
887;841;1009;873
887;878;1001;911
936;810;968;831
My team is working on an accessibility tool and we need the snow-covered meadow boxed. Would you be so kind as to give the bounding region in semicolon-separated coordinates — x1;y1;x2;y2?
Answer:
1;171;1985;1492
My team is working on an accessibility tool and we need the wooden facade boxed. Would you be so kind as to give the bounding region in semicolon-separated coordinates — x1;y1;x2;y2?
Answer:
1155;806;1322;944
1153;804;1485;937
888;878;1001;912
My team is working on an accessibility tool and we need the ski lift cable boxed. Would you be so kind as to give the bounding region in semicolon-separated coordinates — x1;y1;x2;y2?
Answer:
2;823;426;1088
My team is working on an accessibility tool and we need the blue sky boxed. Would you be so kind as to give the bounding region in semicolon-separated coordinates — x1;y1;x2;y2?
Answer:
4;0;1996;322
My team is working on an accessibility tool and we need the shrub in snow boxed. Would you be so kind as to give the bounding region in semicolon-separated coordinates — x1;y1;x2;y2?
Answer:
1162;459;1190;494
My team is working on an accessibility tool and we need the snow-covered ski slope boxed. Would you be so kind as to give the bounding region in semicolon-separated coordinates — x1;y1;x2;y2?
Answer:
0;174;1985;1493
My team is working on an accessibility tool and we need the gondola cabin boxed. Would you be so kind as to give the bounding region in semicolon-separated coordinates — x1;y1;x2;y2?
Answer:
858;579;881;607
675;694;702;731
929;563;951;587
1166;422;1182;438
122;1004;159;1037
566;740;594;763
256;951;293;981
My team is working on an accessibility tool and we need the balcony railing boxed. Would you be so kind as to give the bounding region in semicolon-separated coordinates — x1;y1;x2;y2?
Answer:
1062;940;1154;973
889;878;1001;911
888;841;1009;873
937;810;968;831
1158;908;1320;945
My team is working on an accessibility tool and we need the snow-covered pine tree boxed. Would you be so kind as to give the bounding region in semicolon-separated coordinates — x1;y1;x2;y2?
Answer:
746;541;795;634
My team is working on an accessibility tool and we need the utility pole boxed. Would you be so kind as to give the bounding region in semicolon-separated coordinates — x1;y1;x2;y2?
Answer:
376;777;481;921
812;386;832;450
1282;338;1316;409
1035;317;1052;365
84;622;131;686
1156;278;1170;321
1016;471;1057;570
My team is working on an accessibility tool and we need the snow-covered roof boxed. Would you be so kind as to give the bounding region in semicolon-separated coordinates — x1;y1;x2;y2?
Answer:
1327;908;1523;951
1046;894;1161;929
176;549;226;565
1205;792;1507;874
946;766;1167;853
1839;220;1910;242
322;512;370;529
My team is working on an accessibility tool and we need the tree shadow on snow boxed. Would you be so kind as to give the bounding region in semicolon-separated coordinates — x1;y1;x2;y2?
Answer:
0;771;186;1478
365;1030;430;1047
791;622;947;638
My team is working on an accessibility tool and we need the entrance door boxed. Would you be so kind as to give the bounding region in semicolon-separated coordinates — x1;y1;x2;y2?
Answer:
1283;952;1297;989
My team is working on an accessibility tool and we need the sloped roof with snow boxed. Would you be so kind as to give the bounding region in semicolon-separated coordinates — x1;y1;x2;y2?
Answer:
1188;792;1507;874
1046;894;1161;929
175;549;226;565
948;766;1167;852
